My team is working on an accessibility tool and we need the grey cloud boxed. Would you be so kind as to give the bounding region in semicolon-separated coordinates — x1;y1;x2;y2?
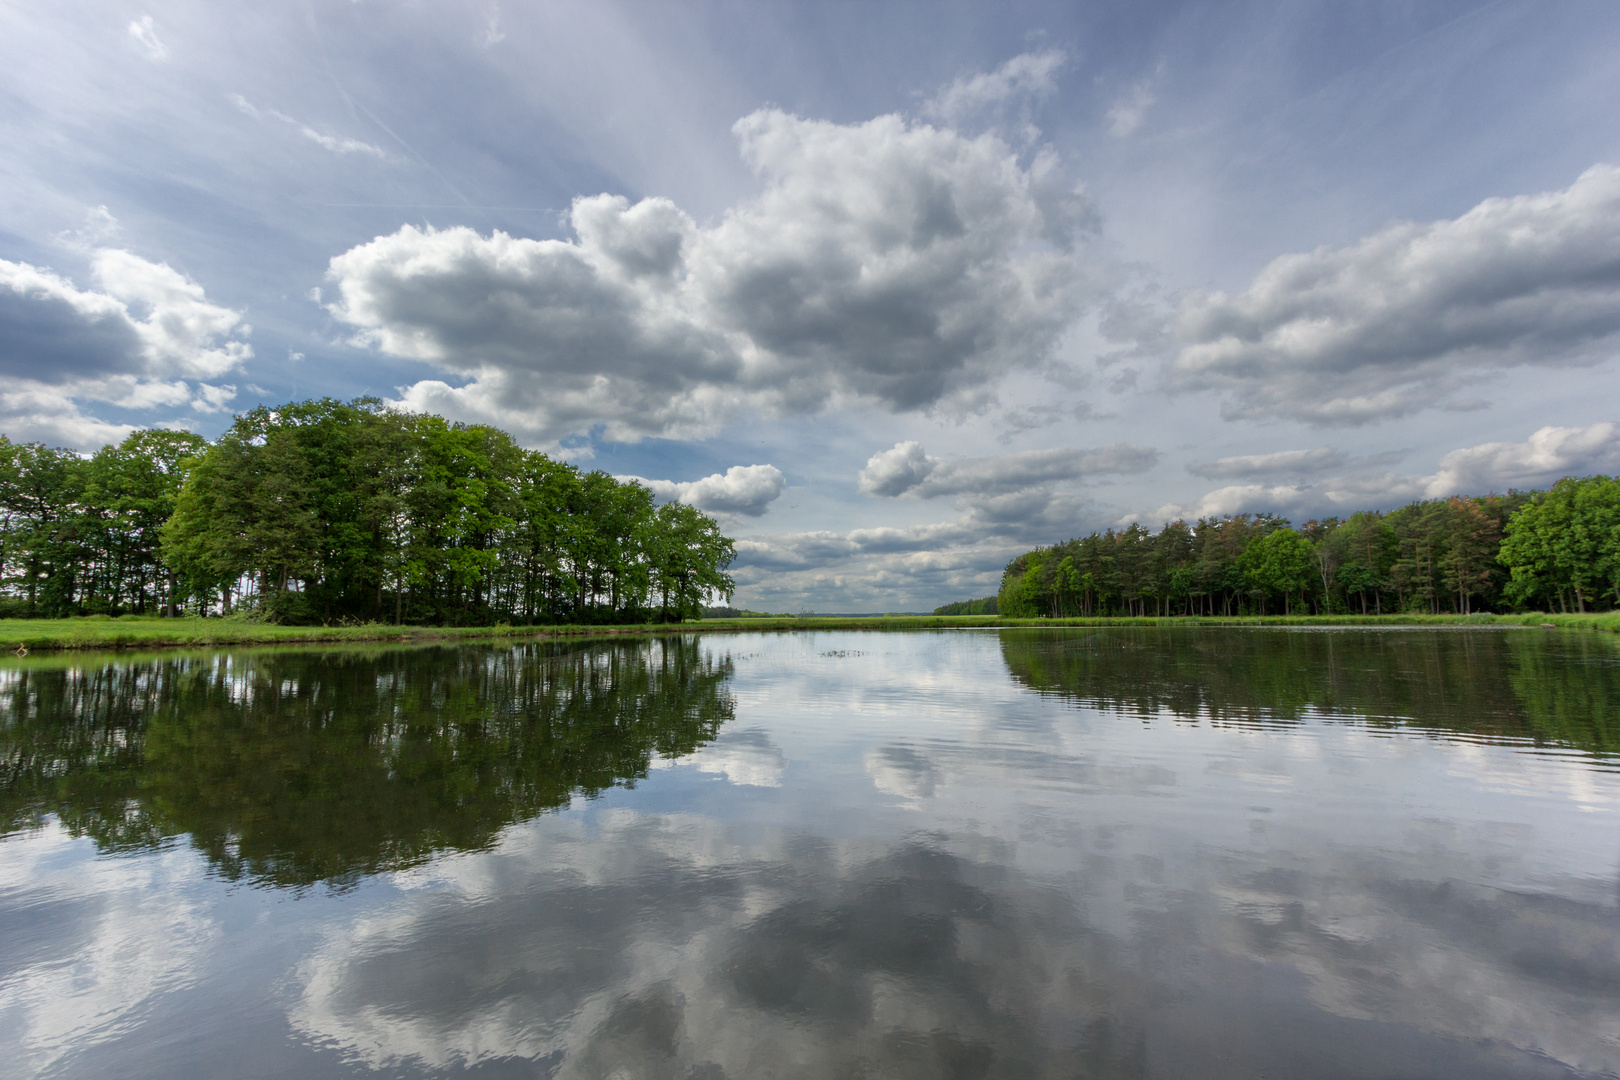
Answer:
1172;165;1620;425
0;251;249;447
859;441;1159;499
996;401;1107;442
0;282;143;383
1;251;250;381
622;464;786;518
1153;422;1620;522
1187;446;1361;481
1424;422;1620;493
737;529;941;572
1189;446;1346;481
328;105;1101;443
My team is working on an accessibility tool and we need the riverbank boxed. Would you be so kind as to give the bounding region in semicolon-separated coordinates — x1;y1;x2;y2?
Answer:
1;610;1616;652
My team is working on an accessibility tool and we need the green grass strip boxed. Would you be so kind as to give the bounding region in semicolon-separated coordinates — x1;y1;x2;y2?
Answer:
1;610;1617;653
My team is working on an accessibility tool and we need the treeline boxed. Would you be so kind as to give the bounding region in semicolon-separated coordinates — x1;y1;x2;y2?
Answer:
997;477;1620;618
933;596;998;616
0;429;205;621
701;606;784;619
0;399;736;625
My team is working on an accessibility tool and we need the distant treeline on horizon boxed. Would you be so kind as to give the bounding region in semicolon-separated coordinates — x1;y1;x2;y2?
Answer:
983;477;1620;618
0;398;736;626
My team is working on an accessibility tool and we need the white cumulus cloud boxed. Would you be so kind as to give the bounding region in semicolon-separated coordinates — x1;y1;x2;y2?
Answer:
1172;165;1620;425
327;104;1100;444
622;464;786;517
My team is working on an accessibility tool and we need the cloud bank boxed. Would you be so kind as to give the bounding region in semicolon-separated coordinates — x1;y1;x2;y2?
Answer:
727;440;1162;606
327;105;1098;443
1155;422;1620;522
1173;165;1620;425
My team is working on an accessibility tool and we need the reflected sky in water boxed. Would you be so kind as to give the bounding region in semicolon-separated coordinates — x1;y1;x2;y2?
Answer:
1;628;1618;1079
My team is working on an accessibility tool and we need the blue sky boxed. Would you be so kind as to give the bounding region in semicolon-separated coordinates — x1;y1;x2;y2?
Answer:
3;0;1619;610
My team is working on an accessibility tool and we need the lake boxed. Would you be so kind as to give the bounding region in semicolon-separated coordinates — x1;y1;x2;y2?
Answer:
1;627;1618;1079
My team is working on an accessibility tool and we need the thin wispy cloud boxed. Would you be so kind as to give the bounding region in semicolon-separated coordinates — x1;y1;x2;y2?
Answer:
231;94;388;158
127;15;168;62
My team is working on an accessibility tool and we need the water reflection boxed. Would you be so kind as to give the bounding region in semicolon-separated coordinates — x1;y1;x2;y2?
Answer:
0;637;733;887
2;629;1618;1079
290;814;1619;1079
1000;626;1620;753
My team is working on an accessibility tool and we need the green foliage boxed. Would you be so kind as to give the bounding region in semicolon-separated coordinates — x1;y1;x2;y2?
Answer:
933;596;998;616
0;430;206;618
1240;527;1316;614
1499;476;1620;613
989;482;1603;618
2;401;736;626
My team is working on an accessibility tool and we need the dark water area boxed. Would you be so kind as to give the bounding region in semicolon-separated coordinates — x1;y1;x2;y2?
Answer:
0;628;1617;1078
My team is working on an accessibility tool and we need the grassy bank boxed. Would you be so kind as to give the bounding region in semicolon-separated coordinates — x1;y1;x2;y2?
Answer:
1;610;1617;653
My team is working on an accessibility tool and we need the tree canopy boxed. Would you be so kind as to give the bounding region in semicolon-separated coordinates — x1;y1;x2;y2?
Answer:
0;399;736;624
995;478;1620;617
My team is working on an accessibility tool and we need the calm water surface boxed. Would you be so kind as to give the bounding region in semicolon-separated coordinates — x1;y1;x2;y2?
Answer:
2;628;1618;1079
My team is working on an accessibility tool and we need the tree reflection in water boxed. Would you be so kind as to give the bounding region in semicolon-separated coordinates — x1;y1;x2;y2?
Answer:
999;627;1620;755
0;638;733;888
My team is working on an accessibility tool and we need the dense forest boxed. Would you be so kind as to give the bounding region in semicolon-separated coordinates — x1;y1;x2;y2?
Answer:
0;399;736;625
997;477;1620;617
933;596;999;616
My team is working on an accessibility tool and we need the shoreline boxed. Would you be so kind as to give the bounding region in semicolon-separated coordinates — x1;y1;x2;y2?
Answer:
2;611;1616;653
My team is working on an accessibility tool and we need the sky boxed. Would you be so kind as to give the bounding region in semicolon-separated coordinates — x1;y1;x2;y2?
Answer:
2;0;1619;612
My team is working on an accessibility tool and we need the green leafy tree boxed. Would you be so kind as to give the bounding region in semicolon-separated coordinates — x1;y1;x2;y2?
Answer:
1500;476;1620;612
1240;527;1316;614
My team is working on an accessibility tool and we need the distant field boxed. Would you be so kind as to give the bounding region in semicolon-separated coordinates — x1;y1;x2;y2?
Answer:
1;611;1617;653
